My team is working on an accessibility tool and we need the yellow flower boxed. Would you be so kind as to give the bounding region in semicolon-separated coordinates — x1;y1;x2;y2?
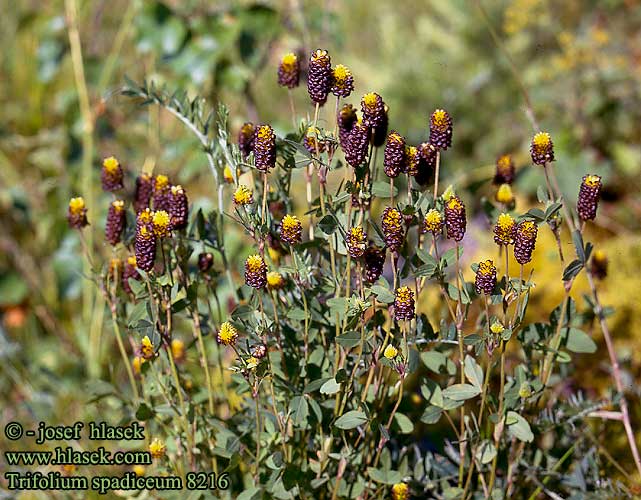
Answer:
68;197;86;215
584;174;601;188
233;185;253;205
246;356;260;369
281;52;297;69
383;345;398;359
217;322;238;346
103;156;120;173
490;322;505;335
152;210;171;238
223;165;234;183
149;438;166;459
132;465;146;476
267;271;285;290
155;174;169;190
495;184;514;204
132;356;145;374
478;259;495;276
140;336;154;360
246;254;265;273
391;482;409;500
431;109;450;132
423;209;443;233
171;339;185;362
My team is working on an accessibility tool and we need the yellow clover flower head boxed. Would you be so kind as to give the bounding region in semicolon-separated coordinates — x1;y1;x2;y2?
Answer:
149;438;166;459
383;345;398;360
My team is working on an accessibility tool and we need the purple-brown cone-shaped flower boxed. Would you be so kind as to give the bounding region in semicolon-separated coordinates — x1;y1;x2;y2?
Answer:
152;175;171;212
530;132;554;165
403;145;420;176
134;173;153;213
493;213;516;247
277;53;300;89
394;286;415;321
168;185;188;230
101;156;124;192
279;214;302;245
444;196;466;242
514;221;538;265
244;254;267;289
415;142;438;186
361;93;386;129
384;131;406;178
253;124;276;173
238;122;255;159
307;49;331;105
345;226;367;258
105;200;126;246
67;197;88;229
494;154;515;184
331;64;354;98
364;244;386;284
344;121;370;168
429;109;453;150
338;104;358;151
423;209;444;235
134;209;156;272
381;207;405;252
577;174;602;222
371;107;389;148
475;260;497;295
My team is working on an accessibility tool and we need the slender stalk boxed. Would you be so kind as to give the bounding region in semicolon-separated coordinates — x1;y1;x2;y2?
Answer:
434;151;441;200
66;0;95;328
585;270;641;476
487;341;506;494
455;243;466;486
110;302;139;401
287;89;297;128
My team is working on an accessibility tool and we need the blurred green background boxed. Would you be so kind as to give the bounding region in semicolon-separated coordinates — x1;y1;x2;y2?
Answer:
1;0;641;486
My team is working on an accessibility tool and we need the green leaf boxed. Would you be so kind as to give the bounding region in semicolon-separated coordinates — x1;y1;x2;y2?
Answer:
506;411;534;442
304;378;330;393
464;356;484;390
417;248;438;266
287;308;308;321
366;467;402;485
371;285;395;304
420;379;444;408
420;405;442;424
442;384;481;401
290;396;309;427
372;181;398;199
393;413;414;434
536;185;549;203
562;259;583;281
565;328;597;353
320;378;340;395
336;331;362;348
475;440;497;464
318;214;338;235
127;301;149;326
135;402;155;421
421;351;456;375
572;230;586;263
334;410;367;429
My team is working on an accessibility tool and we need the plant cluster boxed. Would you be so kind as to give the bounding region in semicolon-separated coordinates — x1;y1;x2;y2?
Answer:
67;46;640;499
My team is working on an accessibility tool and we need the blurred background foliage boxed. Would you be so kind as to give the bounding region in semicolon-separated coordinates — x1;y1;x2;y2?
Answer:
1;0;641;486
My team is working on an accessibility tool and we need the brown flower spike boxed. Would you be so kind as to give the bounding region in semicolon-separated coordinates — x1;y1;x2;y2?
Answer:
277;53;300;89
